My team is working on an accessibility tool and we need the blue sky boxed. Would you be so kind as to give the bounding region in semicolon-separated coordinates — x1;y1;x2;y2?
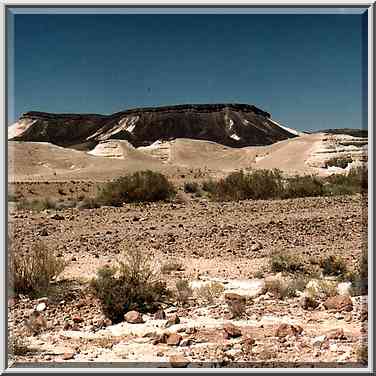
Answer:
8;10;367;131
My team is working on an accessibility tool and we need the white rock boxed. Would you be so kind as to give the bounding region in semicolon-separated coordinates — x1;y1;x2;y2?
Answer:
337;282;352;296
36;302;47;312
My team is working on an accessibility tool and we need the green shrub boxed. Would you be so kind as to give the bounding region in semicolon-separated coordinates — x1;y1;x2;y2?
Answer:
96;170;176;206
270;252;306;274
320;255;347;277
324;166;368;195
16;198;57;211
197;282;225;303
325;156;353;169
183;181;200;193
91;245;168;323
9;241;65;295
210;169;284;201
175;279;193;306
283;175;324;198
161;260;184;274
201;179;217;193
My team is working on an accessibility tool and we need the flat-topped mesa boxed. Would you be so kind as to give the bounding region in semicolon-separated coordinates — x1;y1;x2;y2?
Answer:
10;103;294;149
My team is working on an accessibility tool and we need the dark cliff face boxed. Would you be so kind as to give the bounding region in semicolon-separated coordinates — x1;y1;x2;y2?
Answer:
9;103;296;148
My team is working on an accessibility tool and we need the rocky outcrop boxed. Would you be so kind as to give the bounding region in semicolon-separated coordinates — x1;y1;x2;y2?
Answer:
8;103;296;148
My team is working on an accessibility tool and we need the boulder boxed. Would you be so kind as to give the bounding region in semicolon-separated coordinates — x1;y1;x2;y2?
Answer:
165;314;180;328
275;323;303;338
169;354;190;368
337;282;352;296
223;323;242;338
153;309;166;320
323;296;353;312
124;310;144;324
166;333;182;346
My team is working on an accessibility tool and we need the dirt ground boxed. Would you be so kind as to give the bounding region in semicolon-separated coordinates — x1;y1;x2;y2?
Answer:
7;185;368;368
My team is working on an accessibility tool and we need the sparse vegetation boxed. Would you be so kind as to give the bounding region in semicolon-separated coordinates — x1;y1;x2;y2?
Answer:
320;255;347;277
264;276;307;300
175;279;193;306
269;252;306;274
184;181;200;194
9;240;65;295
90;244;169;323
283;175;324;198
16;198;57;211
96;170;176;206
325;155;353;169
161;260;184;274
196;282;224;303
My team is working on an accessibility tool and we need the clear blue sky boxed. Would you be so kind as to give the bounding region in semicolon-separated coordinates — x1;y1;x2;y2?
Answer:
8;11;367;131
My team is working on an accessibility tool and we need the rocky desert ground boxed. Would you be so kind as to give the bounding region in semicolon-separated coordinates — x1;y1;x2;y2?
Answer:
7;105;369;369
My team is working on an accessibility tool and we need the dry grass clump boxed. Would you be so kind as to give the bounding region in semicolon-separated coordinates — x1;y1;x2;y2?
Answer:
15;198;57;212
9;240;65;295
161;260;184;274
269;252;306;274
197;282;225;303
90;244;169;323
175;279;193;306
96;170;176;206
265;276;307;300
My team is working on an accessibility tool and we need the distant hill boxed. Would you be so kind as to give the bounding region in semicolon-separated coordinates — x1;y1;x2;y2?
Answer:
8;103;297;149
315;128;368;138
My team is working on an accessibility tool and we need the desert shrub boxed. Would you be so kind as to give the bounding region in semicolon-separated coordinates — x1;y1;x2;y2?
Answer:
96;170;176;206
201;179;217;193
320;255;347;277
91;245;168;323
348;252;368;296
197;282;225;303
227;298;246;319
184;181;200;193
264;277;306;300
324;166;368;195
16;198;57;212
283;175;324;198
9;241;65;295
210;169;284;201
269;252;306;274
161;260;184;274
9;337;31;356
76;196;100;209
175;279;193;306
325;156;353;169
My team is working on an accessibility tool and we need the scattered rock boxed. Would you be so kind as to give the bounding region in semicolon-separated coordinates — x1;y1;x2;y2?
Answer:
344;313;352;322
166;333;182;346
326;328;345;340
169;354;189;368
50;213;65;220
180;338;193;347
275;323;303;338
223;323;242;338
323;296;353;312
124;310;144;324
72;315;83;323
312;335;327;349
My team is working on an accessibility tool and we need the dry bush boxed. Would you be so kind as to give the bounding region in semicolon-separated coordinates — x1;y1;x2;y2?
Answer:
9;240;65;295
325;156;353;169
175;279;193;306
96;170;176;206
90;244;169;323
269;252;306;274
161;260;184;274
319;255;347;277
197;282;225;304
183;181;200;194
16;198;57;212
9;336;31;356
283;175;324;198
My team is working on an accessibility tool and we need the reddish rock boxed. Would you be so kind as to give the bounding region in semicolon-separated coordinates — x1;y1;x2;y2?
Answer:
326;328;345;340
166;333;182;346
72;315;83;323
242;336;256;351
223;323;242;338
275;323;303;338
323;296;353;312
62;352;75;360
124;310;144;324
169;354;189;368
